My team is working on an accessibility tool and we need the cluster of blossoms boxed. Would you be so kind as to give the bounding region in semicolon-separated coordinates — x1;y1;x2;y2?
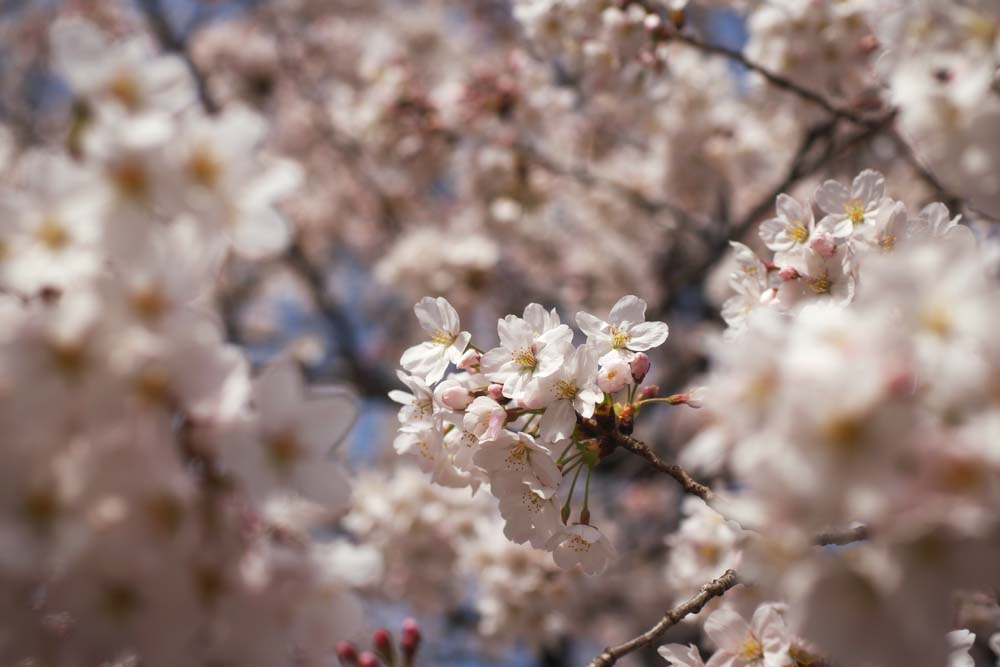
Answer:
0;19;364;666
687;175;1000;667
720;168;973;333
392;294;674;574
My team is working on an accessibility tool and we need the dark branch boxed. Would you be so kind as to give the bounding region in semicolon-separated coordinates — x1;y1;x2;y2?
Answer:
585;569;739;667
578;417;713;501
137;0;219;114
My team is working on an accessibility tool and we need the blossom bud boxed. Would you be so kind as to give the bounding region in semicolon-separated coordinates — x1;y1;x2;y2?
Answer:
598;360;632;393
487;383;504;400
639;385;659;400
359;652;380;667
337;641;360;666
434;379;472;410
456;349;481;372
629;353;651;383
401;618;421;665
373;628;395;666
778;266;800;281
810;233;837;258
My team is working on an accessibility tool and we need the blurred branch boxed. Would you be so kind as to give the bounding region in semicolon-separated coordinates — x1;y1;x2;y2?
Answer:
585;569;739;667
284;242;396;400
515;139;712;228
136;0;219;114
815;525;869;546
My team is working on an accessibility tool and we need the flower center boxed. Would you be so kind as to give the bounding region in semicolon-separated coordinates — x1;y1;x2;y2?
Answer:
511;346;538;369
808;275;832;294
921;304;952;337
36;216;69;251
555;380;578;399
737;636;764;662
431;329;456;346
506;443;529;468
187;147;222;188
786;221;809;243
845;201;866;225
107;69;142;110
109;159;150;201
610;325;630;349
267;430;302;469
878;233;896;252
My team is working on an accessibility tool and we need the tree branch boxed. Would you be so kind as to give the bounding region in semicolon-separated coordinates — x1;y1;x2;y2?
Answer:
815;525;869;546
137;0;219;114
586;569;739;667
578;417;713;501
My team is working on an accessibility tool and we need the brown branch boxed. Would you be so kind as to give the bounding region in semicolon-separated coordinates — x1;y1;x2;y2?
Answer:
578;417;713;501
284;242;396;401
586;569;739;667
514;140;711;226
815;525;869;546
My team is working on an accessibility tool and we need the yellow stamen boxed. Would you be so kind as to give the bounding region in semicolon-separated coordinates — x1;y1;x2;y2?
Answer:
845;201;866;225
555;380;577;399
511;347;538;369
808;275;832;294
610;325;630;349
786;221;809;243
737;636;764;662
431;329;456;346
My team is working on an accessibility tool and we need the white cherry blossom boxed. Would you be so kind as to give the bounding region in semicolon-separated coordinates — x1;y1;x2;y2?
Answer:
576;295;669;364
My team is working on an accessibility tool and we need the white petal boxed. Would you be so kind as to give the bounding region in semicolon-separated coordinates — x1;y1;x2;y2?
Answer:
814;180;850;216
609;294;647;325
627;321;669;350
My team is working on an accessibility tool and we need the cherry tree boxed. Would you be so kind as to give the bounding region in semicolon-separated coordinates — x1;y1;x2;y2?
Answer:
1;0;1000;666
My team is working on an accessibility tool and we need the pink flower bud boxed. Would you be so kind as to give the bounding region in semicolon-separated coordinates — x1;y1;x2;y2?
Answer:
435;380;472;410
639;385;659;400
629;353;651;383
456;349;481;372
778;266;800;281
359;652;380;667
598;360;632;393
487;383;504;400
337;641;360;666
401;618;421;662
373;628;395;666
373;628;392;651
810;233;837;258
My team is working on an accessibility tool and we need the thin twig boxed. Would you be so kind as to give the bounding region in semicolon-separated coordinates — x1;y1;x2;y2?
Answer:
586;569;739;667
815;525;869;546
578;417;713;501
285;243;396;400
136;0;219;114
